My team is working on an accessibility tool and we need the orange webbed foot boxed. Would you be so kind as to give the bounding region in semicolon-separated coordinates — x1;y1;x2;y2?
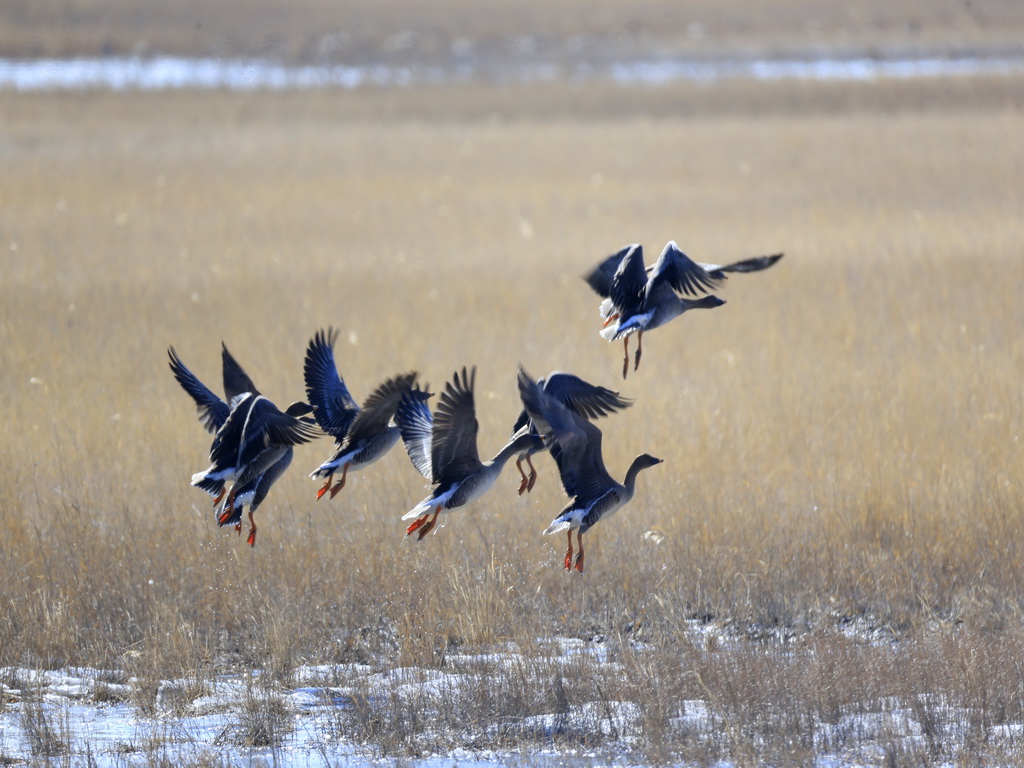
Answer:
315;475;333;501
406;514;430;537
245;510;257;546
327;466;349;500
562;530;574;570
522;456;538;494
407;509;440;540
515;459;529;496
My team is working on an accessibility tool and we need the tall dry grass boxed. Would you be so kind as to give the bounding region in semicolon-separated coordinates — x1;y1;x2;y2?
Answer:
0;84;1023;760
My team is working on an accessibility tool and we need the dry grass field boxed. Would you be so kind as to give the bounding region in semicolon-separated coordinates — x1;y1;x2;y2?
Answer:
1;3;1024;763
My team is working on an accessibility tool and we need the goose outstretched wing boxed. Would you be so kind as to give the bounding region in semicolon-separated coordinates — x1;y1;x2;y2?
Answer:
303;328;359;439
431;367;482;481
168;346;230;434
345;371;418;445
396;387;435;480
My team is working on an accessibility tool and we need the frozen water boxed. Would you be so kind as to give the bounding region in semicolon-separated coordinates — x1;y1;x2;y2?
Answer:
0;53;1021;92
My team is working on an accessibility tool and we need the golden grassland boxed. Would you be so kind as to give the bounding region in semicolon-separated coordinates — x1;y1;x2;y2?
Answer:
1;77;1023;760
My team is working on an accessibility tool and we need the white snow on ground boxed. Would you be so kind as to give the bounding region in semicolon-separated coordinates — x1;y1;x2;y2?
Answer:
1;54;1023;92
1;636;1022;766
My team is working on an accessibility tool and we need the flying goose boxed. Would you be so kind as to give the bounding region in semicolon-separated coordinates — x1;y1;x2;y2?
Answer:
585;241;783;378
517;366;662;572
185;347;318;545
303;328;417;500
396;366;543;540
507;371;632;495
168;344;310;545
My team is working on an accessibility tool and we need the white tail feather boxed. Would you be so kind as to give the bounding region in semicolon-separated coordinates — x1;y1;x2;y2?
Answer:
543;519;571;536
309;462;337;480
402;499;435;520
192;467;233;484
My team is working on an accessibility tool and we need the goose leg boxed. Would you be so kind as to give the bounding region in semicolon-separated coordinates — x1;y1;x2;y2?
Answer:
222;488;236;519
516;458;530;495
224;490;244;535
525;455;538;493
417;508;441;540
621;337;630;380
315;473;334;500
406;514;429;536
212;487;226;507
217;511;240;531
574;530;585;573
602;313;619;328
246;508;258;547
328;464;350;499
563;530;574;571
406;507;441;540
634;331;644;372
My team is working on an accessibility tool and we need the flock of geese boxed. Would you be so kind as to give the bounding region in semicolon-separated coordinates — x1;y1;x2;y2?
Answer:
169;241;782;571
